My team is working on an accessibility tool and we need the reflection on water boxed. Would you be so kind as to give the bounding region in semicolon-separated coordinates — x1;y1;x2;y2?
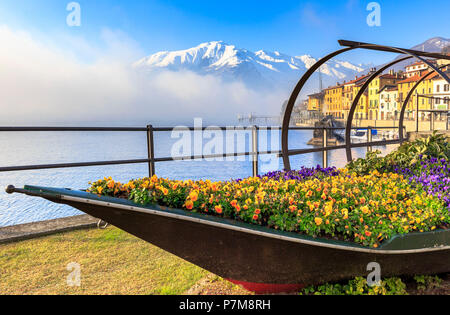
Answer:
0;130;398;227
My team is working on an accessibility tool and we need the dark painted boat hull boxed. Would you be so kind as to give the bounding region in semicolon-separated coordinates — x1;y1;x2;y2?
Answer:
7;185;450;289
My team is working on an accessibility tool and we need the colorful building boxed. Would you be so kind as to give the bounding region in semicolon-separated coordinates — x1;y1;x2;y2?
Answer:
324;84;344;119
353;82;369;120
307;91;325;112
404;61;433;78
433;68;450;110
397;71;435;120
342;74;371;120
367;72;403;120
379;85;399;120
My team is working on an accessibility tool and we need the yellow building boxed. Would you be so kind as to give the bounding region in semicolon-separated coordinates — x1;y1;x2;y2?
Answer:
368;73;402;120
324;84;344;119
397;71;435;120
343;74;371;120
353;83;369;120
307;92;325;112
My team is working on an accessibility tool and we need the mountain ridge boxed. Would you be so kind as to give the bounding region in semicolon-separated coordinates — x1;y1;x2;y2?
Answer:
133;41;370;93
134;37;450;96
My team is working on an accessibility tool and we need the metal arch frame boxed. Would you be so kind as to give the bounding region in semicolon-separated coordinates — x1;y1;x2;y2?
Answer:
344;56;413;161
281;47;356;171
281;41;450;171
344;44;450;162
398;64;450;141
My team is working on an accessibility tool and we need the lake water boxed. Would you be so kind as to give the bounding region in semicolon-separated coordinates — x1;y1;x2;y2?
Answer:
0;130;398;227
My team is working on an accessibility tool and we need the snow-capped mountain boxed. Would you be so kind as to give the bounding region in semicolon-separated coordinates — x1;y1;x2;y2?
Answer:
388;37;450;71
133;41;369;92
411;37;450;52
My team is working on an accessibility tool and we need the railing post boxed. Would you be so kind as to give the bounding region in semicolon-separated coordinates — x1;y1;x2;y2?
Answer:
445;111;450;131
416;93;419;133
322;127;328;168
146;125;156;178
430;112;434;131
252;126;259;177
367;126;373;153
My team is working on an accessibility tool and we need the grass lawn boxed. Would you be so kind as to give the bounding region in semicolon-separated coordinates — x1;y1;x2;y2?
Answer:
0;226;249;295
0;226;447;295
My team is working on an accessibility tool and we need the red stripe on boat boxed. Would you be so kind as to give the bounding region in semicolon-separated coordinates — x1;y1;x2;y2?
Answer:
226;279;304;294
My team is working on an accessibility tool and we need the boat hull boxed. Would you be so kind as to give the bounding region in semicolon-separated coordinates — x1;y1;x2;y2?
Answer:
68;201;449;285
8;186;450;291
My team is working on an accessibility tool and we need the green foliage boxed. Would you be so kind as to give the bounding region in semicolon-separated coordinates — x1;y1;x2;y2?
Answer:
300;276;408;295
414;275;442;292
346;150;385;175
300;274;446;295
348;131;450;174
388;132;450;165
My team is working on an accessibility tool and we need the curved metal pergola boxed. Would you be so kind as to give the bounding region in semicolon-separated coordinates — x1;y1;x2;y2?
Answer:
398;64;450;142
281;40;450;171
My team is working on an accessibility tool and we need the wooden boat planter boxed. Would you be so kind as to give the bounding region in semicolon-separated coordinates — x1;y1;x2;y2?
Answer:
6;185;450;293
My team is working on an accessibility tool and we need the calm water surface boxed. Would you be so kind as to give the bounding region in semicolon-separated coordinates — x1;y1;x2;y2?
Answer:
0;130;398;227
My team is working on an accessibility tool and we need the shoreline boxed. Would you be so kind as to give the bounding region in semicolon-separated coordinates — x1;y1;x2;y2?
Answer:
0;214;98;244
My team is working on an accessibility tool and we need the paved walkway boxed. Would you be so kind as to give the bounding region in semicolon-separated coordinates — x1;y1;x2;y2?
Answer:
0;215;99;244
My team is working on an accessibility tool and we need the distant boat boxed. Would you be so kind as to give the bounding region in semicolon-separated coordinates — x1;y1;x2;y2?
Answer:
350;129;385;143
6;185;450;294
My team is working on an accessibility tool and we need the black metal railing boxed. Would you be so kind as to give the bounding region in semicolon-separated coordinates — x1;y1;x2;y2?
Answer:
0;125;404;177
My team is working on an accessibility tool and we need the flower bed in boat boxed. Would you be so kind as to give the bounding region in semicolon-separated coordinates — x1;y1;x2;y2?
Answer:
87;167;449;248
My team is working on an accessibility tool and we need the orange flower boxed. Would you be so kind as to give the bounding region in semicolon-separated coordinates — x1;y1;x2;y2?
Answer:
189;191;198;202
97;186;104;194
365;231;372;237
252;214;259;220
315;217;323;226
361;206;370;214
230;200;238;208
185;200;194;210
215;205;223;214
255;208;261;215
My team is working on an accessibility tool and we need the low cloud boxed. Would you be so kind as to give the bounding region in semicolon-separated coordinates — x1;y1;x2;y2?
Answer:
0;26;286;126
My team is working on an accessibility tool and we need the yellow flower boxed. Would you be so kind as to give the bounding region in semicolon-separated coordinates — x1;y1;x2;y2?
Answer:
189;191;198;202
361;206;370;214
185;200;194;210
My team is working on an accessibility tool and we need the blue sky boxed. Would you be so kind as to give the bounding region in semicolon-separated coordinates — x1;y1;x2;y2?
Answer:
0;0;449;125
0;0;449;64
